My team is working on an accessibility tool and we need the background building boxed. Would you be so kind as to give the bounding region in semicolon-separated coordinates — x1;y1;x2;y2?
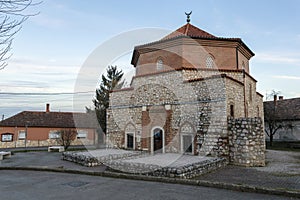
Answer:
0;104;98;148
264;96;300;142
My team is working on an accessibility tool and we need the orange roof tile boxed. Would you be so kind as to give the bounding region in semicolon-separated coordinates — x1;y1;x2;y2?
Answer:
162;23;217;40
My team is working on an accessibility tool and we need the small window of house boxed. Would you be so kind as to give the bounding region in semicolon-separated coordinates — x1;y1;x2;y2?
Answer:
18;130;26;140
77;130;88;139
1;133;13;142
206;56;214;68
49;130;60;139
157;59;163;71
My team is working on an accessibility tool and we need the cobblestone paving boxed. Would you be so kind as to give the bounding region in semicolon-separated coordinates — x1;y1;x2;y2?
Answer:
196;150;300;191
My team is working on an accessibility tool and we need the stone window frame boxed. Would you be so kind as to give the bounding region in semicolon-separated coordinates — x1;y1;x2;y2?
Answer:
180;122;195;155
206;54;215;68
124;123;136;150
150;126;165;154
125;132;135;149
181;133;194;154
156;58;164;71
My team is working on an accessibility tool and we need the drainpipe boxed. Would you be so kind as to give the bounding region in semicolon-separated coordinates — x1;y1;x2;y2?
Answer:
243;69;247;117
237;44;247;117
236;45;240;70
25;124;28;149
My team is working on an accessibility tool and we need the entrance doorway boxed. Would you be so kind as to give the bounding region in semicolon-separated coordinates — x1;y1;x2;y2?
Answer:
152;128;164;153
182;134;193;154
126;133;134;149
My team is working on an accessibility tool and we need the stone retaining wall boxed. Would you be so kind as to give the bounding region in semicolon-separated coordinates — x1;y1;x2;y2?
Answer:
0;139;94;149
228;117;265;167
62;151;142;167
107;157;228;179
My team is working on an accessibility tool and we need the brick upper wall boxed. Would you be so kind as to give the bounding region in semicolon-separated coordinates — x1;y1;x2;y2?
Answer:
135;38;252;76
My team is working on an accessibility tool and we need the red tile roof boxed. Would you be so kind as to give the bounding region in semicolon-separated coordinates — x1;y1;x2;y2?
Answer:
0;111;99;129
162;23;217;40
131;23;254;66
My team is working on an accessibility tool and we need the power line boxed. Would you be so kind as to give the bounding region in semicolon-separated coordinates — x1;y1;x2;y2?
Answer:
0;91;95;96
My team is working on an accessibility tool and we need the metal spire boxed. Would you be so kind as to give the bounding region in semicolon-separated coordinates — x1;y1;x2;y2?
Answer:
185;11;192;23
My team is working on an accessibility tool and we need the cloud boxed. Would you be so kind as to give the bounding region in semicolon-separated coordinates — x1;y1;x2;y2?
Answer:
272;75;300;80
30;14;67;29
0;57;81;93
254;52;300;65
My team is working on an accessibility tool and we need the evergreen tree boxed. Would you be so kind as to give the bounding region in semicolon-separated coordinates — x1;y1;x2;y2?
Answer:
91;66;124;135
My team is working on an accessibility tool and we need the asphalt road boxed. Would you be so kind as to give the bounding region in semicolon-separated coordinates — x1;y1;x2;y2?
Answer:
0;170;295;200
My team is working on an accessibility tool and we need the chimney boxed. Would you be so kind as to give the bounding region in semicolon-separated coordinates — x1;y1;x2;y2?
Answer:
279;96;284;100
46;103;50;112
273;95;277;106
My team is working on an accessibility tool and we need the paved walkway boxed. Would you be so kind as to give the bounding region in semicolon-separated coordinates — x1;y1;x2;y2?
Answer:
120;153;214;167
0;170;291;200
0;149;299;198
0;151;107;172
196;150;300;192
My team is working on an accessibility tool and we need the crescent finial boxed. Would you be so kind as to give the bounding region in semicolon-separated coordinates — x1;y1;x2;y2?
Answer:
185;11;192;23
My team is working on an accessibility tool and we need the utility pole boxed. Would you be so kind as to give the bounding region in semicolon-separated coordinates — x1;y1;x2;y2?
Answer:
25;124;28;149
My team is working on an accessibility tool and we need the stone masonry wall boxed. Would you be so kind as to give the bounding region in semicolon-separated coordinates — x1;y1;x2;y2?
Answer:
107;71;230;156
228;117;265;167
108;69;264;167
0;138;95;148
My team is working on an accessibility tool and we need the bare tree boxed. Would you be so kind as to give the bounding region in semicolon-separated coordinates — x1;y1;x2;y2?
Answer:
264;91;282;147
0;0;40;70
57;129;77;150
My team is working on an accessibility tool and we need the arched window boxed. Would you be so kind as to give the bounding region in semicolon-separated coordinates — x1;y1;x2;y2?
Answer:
206;56;214;68
157;59;163;71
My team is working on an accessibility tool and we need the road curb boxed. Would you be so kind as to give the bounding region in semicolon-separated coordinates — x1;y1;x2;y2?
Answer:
0;166;299;198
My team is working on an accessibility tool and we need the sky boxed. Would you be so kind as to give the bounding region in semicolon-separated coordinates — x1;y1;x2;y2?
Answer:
0;0;299;118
